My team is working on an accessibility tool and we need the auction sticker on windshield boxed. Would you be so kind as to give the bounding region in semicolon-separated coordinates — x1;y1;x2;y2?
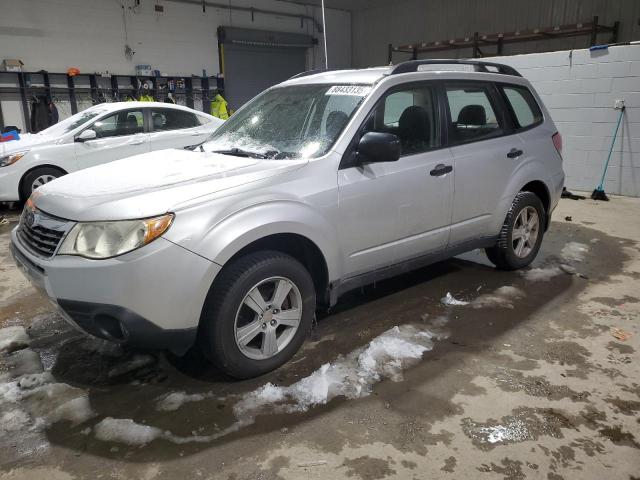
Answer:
326;85;371;96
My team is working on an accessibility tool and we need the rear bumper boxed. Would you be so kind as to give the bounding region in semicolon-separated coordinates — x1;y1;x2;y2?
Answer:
10;227;220;355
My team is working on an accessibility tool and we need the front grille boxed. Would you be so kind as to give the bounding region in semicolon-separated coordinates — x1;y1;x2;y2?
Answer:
17;207;73;259
18;224;65;257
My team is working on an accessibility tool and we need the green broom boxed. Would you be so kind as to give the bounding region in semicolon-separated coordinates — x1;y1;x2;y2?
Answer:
592;105;626;201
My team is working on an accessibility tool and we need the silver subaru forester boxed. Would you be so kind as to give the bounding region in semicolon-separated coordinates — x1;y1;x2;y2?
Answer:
11;60;564;378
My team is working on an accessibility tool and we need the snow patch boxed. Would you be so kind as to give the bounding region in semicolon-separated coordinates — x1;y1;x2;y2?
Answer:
0;326;30;353
19;382;95;427
94;325;444;447
6;349;44;377
471;286;525;309
0;409;31;432
233;325;439;418
561;242;588;262
0;348;94;447
18;372;55;389
107;354;155;378
94;418;165;446
441;292;469;306
520;266;564;282
156;391;217;412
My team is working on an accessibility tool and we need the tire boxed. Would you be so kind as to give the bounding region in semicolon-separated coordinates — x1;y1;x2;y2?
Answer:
198;250;316;379
485;191;546;270
21;167;65;201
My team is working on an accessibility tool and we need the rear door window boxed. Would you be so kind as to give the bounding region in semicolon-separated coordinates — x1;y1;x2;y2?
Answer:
151;109;200;131
500;85;543;129
445;83;504;145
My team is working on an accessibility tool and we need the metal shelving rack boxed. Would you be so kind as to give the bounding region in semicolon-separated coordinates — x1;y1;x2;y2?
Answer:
388;16;620;63
0;71;224;132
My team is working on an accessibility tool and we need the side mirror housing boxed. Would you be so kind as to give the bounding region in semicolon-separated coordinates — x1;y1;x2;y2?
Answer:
76;129;97;142
357;132;401;164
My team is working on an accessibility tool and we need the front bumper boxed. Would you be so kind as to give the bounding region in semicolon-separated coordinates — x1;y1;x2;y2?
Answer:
0;167;21;202
10;227;221;355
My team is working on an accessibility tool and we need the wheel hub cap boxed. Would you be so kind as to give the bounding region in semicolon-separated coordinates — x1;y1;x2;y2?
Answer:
234;276;303;360
512;206;539;259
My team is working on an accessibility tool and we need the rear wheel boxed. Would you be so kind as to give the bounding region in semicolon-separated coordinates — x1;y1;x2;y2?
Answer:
485;191;545;270
198;250;315;379
21;167;65;201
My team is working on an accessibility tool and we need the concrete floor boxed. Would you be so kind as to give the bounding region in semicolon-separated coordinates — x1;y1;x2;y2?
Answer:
0;196;639;480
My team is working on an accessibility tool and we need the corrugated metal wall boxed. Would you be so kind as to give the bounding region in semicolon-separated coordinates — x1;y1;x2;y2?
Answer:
352;0;640;67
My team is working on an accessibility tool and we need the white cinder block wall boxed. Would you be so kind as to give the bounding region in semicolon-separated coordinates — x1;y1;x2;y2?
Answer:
485;46;640;197
0;0;350;129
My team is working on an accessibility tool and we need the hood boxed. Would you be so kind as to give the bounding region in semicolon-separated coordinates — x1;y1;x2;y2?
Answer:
0;133;59;156
34;149;307;221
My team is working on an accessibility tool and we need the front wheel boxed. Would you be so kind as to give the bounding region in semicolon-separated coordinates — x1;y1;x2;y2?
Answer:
485;191;546;270
21;167;65;201
198;251;316;379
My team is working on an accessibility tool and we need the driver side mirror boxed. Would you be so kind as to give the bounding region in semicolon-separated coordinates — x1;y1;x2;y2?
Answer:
357;132;401;164
76;129;97;142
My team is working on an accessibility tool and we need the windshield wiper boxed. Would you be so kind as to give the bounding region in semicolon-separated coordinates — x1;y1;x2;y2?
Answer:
212;148;267;159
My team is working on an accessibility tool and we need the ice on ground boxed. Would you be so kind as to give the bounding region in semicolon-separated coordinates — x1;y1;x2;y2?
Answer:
0;326;30;353
94;418;165;446
561;242;589;262
6;349;43;378
156;391;216;412
520;266;564;282
95;325;444;447
19;382;95;427
471;286;525;309
441;292;469;306
0;409;31;432
107;354;155;378
1;346;94;448
18;372;55;389
233;325;440;418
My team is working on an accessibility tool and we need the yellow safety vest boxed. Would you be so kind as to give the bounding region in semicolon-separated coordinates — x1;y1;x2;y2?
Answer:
210;94;229;120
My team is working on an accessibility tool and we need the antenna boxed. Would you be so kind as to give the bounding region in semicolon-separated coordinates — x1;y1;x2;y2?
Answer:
321;0;328;69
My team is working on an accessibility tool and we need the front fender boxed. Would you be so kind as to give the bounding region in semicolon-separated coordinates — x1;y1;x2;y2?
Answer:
176;200;343;284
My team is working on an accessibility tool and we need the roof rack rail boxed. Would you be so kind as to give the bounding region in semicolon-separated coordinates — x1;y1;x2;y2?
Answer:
390;59;521;77
288;68;334;80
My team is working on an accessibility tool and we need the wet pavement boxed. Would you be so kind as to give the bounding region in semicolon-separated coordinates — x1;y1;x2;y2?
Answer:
0;196;639;480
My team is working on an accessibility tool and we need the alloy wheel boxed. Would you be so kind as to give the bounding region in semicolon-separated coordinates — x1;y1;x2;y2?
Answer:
234;276;303;360
512;206;539;258
31;175;57;192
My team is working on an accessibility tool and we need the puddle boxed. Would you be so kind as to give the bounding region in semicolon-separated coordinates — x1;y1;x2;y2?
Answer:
461;407;574;450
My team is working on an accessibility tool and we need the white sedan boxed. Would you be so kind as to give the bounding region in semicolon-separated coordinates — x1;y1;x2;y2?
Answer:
0;102;223;202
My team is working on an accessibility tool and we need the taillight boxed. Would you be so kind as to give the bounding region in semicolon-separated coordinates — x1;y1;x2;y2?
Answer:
552;132;562;157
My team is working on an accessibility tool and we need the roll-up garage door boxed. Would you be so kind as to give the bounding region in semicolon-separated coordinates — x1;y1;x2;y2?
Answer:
218;27;314;112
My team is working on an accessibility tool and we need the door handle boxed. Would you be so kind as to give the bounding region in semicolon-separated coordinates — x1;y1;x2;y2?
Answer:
130;137;145;145
430;164;453;176
507;148;523;158
191;132;203;136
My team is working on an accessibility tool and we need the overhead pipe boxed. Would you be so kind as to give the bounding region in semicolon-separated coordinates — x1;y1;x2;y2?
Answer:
166;0;325;32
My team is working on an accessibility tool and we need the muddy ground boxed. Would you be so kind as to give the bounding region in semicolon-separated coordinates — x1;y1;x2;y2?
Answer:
0;195;638;480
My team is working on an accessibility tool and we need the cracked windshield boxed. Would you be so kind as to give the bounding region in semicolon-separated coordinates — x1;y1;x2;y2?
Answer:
203;84;371;159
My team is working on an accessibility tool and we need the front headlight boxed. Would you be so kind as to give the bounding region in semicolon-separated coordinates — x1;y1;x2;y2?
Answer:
0;150;29;167
59;214;174;259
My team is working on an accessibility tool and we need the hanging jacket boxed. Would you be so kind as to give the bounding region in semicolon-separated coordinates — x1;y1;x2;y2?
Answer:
30;95;50;133
210;93;229;120
48;101;59;125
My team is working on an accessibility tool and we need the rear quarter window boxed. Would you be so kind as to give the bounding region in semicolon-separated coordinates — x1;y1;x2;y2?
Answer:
500;85;543;129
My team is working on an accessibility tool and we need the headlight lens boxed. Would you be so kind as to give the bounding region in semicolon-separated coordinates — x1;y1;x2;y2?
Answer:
59;214;174;259
0;150;29;167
